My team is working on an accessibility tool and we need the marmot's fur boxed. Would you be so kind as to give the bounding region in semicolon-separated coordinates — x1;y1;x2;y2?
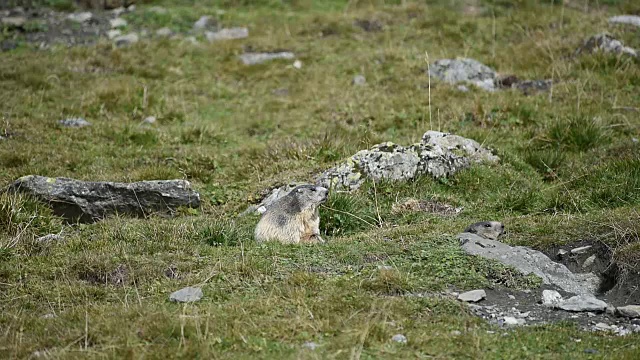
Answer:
254;184;328;244
463;221;505;240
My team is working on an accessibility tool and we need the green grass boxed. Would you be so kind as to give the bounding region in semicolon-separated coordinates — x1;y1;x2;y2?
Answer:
1;0;640;358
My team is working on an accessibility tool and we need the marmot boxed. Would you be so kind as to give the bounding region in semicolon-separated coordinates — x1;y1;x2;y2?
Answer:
463;221;505;240
254;184;329;244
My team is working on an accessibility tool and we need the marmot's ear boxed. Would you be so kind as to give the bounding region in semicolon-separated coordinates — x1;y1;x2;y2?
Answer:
466;227;476;234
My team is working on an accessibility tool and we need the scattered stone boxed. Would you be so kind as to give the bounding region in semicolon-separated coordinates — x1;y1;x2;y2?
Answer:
609;15;640;27
58;118;91;127
302;341;318;350
7;175;201;223
557;295;607;313
457;85;469;92
239;52;295;65
571;245;592;255
36;234;63;243
391;334;407;344
41;313;56;319
428;58;497;91
169;286;203;303
377;265;393;271
582;254;596;269
353;75;366;86
293;60;302;69
142;116;156;124
114;33;139;47
110;18;127;29
508;295;516;300
594;322;612;331
148;6;168;14
557;249;568;259
206;27;248;42
451;330;462;336
127;4;136;11
67;12;93;24
542;290;563;306
458;289;486;303
617;305;640;318
155;27;173;37
317;131;498;192
502;316;526;326
194;15;216;31
1;16;26;29
575;33;637;58
459;234;599;295
633;138;639;143
111;7;126;17
107;29;122;39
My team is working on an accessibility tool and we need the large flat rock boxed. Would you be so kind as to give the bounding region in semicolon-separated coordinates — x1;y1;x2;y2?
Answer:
7;175;200;223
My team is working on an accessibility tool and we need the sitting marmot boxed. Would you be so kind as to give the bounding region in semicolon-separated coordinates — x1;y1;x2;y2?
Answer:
463;221;505;240
254;184;328;244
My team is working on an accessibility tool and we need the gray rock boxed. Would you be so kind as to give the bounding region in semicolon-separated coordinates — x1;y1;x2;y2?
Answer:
502;316;525;326
36;234;64;243
1;16;26;29
67;12;93;23
450;330;462;336
316;131;498;192
542;290;563;307
428;58;497;91
582;254;596;269
142;116;157;124
194;15;215;31
457;85;469;92
458;234;599;295
155;27;173;37
7;175;200;223
114;33;139;47
391;334;407;344
352;75;366;86
239;52;295;65
58;118;91;127
609;15;640;27
594;322;612;331
571;245;592;255
633;138;639;143
205;27;249;42
458;289;486;302
302;341;318;350
557;295;607;312
107;29;122;39
110;18;127;28
41;313;56;319
111;6;126;17
575;33;637;58
148;6;168;14
169;287;203;303
508;294;516;300
617;305;640;318
557;249;568;259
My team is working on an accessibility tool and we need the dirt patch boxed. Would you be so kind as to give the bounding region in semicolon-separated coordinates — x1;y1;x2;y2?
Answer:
544;239;640;306
77;263;129;285
391;198;462;216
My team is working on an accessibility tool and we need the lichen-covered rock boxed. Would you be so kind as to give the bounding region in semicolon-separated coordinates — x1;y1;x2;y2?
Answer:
7;175;200;223
575;33;637;58
316;131;498;191
428;58;497;91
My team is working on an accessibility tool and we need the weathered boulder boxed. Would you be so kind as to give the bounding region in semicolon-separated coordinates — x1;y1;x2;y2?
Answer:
317;131;498;191
557;294;607;313
617;305;640;318
458;233;599;295
428;58;497;91
7;175;200;223
575;33;637;58
239;52;296;65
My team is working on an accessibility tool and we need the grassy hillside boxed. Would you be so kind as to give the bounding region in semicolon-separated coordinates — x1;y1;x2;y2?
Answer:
1;0;640;358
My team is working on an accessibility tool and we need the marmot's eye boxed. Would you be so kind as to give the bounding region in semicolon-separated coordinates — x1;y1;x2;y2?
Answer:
484;224;491;228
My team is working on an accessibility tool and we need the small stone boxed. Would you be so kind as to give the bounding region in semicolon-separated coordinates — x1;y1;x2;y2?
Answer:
584;349;598;354
457;85;469;92
36;234;63;243
594;322;612;331
557;249;568;258
458;289;486;303
1;16;26;29
239;52;295;66
148;6;167;14
502;316;525;326
609;15;640;27
391;334;407;344
450;330;462;336
169;286;203;303
41;313;56;319
541;290;563;307
293;60;302;69
617;305;640;318
58;118;91;128
111;6;125;17
114;33;139;47
110;18;127;29
582;255;596;269
107;29;122;39
302;341;318;350
377;265;393;270
142;116;156;124
557;295;607;312
156;27;173;37
606;305;617;316
67;12;93;23
184;36;198;45
571;245;592;255
205;27;248;41
194;15;215;31
127;5;136;12
508;295;516;300
632;137;639;143
518;311;530;318
586;312;596;317
353;75;366;86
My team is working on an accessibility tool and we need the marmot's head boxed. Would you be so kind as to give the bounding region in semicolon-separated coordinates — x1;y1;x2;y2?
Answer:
463;221;505;240
290;185;328;208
